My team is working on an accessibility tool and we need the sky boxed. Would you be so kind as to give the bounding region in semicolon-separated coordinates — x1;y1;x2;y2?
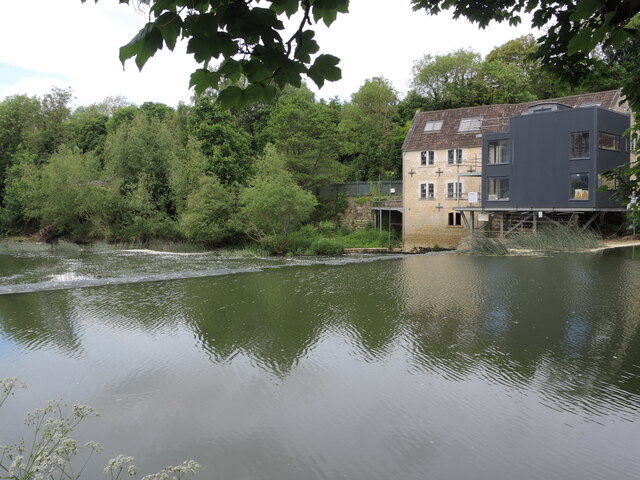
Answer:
0;0;539;109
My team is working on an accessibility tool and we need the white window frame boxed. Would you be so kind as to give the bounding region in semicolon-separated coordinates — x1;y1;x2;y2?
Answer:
424;120;444;132
447;182;462;199
458;117;482;132
419;182;435;199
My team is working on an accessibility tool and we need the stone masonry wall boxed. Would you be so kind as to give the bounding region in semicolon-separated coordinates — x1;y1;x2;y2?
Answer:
337;198;375;229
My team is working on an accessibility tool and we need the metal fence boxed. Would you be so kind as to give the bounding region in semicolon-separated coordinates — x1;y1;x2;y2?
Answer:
316;181;403;199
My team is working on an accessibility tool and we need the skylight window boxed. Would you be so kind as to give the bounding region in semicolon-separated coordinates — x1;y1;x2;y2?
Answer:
458;117;482;132
424;120;443;132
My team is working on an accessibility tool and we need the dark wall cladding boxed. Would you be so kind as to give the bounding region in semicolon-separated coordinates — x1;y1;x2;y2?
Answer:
316;181;403;199
482;106;631;210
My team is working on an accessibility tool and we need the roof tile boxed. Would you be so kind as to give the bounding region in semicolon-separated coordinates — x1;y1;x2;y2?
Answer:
402;89;625;152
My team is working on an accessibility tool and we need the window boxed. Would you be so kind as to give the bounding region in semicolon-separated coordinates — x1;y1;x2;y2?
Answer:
448;149;454;164
598;172;618;191
488;139;509;164
570;173;589;200
598;132;620;151
424;120;443;132
456;148;463;164
458;117;482;132
488;177;509;201
420;183;435;199
447;182;462;199
571;132;589;158
448;212;462;226
421;151;435;166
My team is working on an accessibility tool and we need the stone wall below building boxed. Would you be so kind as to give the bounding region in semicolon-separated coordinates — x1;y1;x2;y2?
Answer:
337;198;375;229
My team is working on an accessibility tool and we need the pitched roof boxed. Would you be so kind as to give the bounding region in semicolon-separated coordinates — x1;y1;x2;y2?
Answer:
402;90;625;152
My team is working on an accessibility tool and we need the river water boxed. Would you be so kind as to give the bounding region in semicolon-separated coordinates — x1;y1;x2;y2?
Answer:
0;246;639;480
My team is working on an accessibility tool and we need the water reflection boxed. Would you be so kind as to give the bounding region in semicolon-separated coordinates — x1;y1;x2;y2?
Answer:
1;249;640;479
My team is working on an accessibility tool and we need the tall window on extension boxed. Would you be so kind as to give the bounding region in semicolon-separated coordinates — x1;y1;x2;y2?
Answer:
570;173;589;200
571;132;589;158
488;139;509;164
488;177;509;200
598;132;620;151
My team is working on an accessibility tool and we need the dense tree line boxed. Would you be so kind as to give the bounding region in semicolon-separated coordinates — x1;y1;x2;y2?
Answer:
0;35;633;249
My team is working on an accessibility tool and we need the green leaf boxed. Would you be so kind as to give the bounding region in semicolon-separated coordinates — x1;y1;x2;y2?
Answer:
294;30;320;63
270;0;299;17
119;23;164;70
217;86;243;110
189;68;222;96
570;0;600;22
311;0;349;26
243;60;272;83
218;59;243;82
187;32;237;63
155;11;183;51
150;0;178;18
607;27;631;48
307;54;341;88
243;84;268;104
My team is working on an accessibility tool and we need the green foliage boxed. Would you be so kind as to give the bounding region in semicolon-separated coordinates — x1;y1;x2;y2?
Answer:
34;149;122;240
66;106;109;155
507;225;602;251
338;227;400;249
179;175;236;244
117;174;177;243
168;137;208;215
339;77;401;181
266;86;346;190
410;49;484;109
0;377;201;480
287;224;399;255
308;237;344;255
470;234;508;255
188;96;253;185
83;0;348;108
104;112;179;213
0;152;41;234
238;146;317;252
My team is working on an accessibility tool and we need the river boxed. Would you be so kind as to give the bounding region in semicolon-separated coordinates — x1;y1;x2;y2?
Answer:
0;246;639;480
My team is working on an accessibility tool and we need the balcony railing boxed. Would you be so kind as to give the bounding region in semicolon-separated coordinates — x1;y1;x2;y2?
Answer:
371;198;402;209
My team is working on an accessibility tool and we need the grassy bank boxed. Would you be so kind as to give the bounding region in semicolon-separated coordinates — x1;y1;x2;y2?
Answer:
0;224;400;257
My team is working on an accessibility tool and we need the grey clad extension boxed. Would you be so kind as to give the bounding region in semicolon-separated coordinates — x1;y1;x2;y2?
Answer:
483;102;631;211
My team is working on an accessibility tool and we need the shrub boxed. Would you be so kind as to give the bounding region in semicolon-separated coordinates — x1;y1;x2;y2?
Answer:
339;227;400;248
308;237;344;255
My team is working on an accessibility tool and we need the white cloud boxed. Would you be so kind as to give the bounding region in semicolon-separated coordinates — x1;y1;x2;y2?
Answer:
0;0;538;107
